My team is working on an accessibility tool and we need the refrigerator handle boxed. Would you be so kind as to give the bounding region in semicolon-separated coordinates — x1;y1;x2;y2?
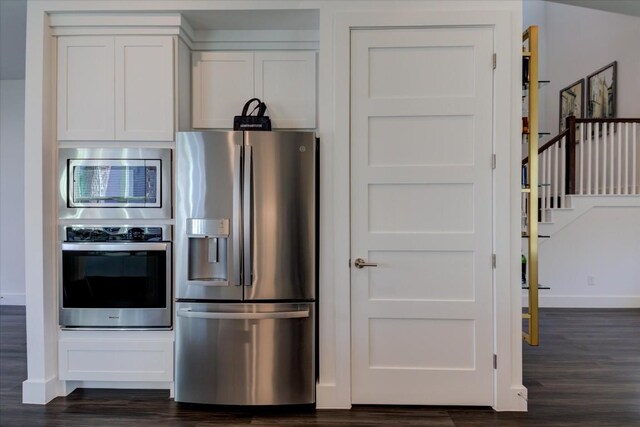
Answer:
177;308;309;320
243;144;253;287
232;145;242;286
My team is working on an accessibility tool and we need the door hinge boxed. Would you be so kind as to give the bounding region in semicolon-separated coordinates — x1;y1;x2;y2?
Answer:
492;254;497;268
491;154;496;169
493;354;498;369
492;53;497;70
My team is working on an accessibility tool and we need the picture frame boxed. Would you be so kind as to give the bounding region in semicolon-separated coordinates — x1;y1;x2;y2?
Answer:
559;78;584;132
586;61;617;119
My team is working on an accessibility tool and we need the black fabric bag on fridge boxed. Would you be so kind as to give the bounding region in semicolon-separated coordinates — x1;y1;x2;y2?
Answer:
233;98;272;131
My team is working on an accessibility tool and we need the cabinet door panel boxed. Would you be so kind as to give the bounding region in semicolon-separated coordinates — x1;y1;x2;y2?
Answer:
192;52;254;129
255;51;316;129
57;36;115;140
115;36;174;141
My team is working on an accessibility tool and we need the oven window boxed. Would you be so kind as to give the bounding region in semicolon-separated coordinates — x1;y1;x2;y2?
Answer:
62;250;166;308
69;160;160;207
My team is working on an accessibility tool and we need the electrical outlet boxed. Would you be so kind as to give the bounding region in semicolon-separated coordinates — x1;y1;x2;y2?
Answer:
587;275;596;286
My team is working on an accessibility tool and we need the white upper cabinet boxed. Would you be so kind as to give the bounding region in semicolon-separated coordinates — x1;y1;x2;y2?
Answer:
255;51;316;129
192;51;316;129
115;37;174;140
57;36;174;141
192;52;254;129
58;36;115;140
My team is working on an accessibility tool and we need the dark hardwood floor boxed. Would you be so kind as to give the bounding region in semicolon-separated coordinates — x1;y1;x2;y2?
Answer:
1;306;639;426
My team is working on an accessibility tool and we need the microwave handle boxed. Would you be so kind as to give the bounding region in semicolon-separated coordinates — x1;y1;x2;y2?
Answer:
61;242;169;252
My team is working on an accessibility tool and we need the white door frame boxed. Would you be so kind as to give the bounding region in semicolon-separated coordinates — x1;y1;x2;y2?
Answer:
331;10;526;411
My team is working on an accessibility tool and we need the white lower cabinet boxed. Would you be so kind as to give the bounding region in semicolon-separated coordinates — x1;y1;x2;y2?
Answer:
58;332;173;382
192;51;316;129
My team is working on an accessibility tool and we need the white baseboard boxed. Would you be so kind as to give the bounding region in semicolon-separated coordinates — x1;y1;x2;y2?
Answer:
22;377;63;404
494;385;528;412
522;295;640;308
65;380;173;391
0;293;26;305
316;383;351;409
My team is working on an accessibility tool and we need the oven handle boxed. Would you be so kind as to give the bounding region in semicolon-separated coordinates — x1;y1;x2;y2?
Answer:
177;308;309;320
61;242;169;252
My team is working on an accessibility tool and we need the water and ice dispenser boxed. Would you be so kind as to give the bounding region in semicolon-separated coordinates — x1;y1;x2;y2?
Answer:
186;219;229;284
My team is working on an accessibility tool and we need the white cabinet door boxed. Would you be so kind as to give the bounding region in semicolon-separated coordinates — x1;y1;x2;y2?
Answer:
350;27;495;405
57;36;115;140
192;52;254;129
255;51;316;129
115;36;174;141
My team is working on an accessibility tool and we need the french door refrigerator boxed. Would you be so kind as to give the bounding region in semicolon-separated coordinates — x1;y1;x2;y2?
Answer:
175;131;316;405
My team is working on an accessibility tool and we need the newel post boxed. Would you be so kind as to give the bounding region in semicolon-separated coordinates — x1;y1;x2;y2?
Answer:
565;115;577;194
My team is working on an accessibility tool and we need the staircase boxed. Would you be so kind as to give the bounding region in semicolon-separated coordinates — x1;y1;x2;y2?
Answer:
539;194;640;237
523;118;640;308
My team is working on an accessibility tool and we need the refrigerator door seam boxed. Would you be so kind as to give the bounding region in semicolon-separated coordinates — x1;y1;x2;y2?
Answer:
243;143;253;289
233;144;243;287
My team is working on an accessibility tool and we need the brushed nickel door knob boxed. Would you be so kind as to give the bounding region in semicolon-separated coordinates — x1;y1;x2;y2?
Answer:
354;258;378;269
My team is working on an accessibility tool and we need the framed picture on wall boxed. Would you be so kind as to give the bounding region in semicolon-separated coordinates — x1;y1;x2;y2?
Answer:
559;79;584;132
587;61;617;119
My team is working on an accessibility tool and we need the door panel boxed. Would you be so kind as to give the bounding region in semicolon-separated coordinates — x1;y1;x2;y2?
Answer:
254;51;317;129
176;132;243;301
57;36;115;140
351;27;494;405
244;131;316;300
115;36;174;141
175;302;315;405
192;52;254;129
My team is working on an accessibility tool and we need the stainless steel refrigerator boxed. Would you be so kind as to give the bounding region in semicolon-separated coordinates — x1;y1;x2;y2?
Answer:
174;131;316;405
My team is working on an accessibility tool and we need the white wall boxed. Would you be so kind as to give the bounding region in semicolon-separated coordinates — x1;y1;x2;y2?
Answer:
522;1;640;307
522;0;549;137
543;2;640;133
0;79;26;305
538;207;640;307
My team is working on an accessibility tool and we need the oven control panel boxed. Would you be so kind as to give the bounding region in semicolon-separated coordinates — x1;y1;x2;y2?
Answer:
65;226;165;242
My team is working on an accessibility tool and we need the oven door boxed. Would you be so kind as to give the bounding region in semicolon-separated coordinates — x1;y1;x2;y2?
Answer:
59;242;172;328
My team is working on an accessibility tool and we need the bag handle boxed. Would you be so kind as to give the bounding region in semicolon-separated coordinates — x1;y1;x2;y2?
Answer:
241;98;267;117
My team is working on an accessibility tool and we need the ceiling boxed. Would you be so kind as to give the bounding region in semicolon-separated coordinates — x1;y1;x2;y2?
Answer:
1;1;639;80
545;0;640;17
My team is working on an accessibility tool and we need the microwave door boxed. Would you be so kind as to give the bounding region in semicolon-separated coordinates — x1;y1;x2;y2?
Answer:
243;131;316;301
58;147;172;220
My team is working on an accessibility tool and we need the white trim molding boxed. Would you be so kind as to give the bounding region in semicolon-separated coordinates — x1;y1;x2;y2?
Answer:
332;7;524;412
22;377;65;405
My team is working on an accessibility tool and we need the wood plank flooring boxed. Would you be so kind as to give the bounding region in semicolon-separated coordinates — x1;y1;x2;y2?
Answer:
1;306;639;426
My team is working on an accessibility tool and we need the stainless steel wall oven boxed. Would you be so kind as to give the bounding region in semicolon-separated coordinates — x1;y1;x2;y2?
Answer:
59;225;172;329
58;148;172;220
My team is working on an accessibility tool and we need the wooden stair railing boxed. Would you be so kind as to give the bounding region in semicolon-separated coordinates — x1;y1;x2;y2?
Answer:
522;116;639;214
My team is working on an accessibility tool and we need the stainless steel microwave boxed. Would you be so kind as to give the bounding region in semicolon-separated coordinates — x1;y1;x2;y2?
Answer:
58;148;171;219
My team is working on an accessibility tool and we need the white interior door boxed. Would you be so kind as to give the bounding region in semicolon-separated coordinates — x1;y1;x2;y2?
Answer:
350;27;495;405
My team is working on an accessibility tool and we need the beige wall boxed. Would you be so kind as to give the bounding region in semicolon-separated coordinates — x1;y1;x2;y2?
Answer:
0;79;26;305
